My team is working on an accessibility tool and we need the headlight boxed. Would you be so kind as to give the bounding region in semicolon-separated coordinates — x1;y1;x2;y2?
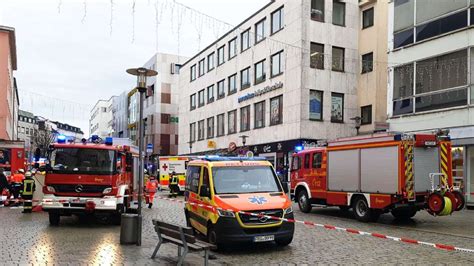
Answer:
217;209;235;217
284;207;293;214
102;187;112;194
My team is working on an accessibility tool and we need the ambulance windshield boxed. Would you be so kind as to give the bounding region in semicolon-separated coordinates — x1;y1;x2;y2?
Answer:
50;148;116;175
212;166;281;194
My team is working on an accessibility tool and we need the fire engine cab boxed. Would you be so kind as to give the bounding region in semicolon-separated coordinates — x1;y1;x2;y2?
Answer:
42;136;139;226
290;132;465;222
0;140;26;178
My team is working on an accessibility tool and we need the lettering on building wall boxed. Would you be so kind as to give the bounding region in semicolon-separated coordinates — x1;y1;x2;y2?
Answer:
238;82;283;103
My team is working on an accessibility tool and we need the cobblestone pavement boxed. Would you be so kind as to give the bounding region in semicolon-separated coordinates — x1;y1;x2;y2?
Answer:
1;192;474;265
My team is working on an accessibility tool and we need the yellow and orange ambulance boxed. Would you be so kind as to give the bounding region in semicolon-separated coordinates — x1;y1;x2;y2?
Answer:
158;156;189;193
184;156;294;249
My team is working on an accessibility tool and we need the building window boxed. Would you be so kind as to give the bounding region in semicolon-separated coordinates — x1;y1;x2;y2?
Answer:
392;63;414;116
416;10;467;43
361;52;373;73
254;101;265;129
228;38;237;59
217;80;225;99
190;94;196;110
198;120;205;141
332;46;344;72
228;74;237;95
217;114;225;137
207;52;215;71
255;18;266;44
254;59;266;84
361;105;372;125
270;95;283;125
332;1;345;26
198;59;205;77
271;6;284;34
207;85;215;103
207;117;214;138
198;89;205;107
217;45;225;66
228;110;237;134
240;105;251;132
362;7;374;29
161;113;171;124
310;42;324;69
271;50;284;77
311;0;324;22
190;65;196;81
241;67;251;89
331;93;344;123
309;90;323;120
241;28;251;52
189;122;196;142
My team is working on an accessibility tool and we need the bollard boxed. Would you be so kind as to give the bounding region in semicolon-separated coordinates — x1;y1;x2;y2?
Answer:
120;213;138;245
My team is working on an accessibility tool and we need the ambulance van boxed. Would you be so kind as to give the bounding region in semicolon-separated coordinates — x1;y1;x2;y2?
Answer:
184;157;294;249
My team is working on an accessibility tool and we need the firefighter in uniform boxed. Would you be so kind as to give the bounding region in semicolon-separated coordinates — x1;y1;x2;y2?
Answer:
145;175;158;208
10;169;25;200
21;171;35;213
169;171;179;198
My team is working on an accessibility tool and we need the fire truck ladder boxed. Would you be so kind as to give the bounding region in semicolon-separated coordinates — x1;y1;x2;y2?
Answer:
403;138;416;202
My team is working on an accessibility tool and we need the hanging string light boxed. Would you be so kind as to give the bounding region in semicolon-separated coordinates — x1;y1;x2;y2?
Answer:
131;0;136;43
81;0;87;24
110;0;114;35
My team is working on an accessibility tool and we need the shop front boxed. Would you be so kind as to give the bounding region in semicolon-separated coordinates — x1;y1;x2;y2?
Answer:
450;127;474;208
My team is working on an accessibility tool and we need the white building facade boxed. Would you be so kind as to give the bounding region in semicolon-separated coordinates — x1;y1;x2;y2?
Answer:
90;97;114;138
387;0;474;207
178;0;359;173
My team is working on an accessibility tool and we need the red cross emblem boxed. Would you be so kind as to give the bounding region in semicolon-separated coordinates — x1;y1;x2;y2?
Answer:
162;164;168;171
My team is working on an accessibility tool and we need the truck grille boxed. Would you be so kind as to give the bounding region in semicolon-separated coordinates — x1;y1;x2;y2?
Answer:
52;184;108;194
238;209;283;225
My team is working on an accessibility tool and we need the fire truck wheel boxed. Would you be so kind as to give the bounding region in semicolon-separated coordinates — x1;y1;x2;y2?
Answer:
451;191;465;211
49;212;60;226
111;204;125;225
297;190;312;213
427;192;445;215
352;196;373;222
391;208;417;220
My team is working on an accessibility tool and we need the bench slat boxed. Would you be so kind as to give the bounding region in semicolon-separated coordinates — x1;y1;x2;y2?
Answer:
161;235;208;251
158;226;197;244
153;219;194;235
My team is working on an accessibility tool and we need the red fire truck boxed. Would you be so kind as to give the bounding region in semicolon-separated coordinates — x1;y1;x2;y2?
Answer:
290;133;465;222
0;140;26;178
42;136;139;226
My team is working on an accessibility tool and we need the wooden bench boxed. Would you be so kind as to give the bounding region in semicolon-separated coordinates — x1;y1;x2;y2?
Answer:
151;219;216;266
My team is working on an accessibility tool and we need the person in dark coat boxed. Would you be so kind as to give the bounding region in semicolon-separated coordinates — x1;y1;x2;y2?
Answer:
0;168;9;192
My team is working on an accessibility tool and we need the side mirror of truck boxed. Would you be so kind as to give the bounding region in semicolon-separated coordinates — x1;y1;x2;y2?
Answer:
199;184;211;198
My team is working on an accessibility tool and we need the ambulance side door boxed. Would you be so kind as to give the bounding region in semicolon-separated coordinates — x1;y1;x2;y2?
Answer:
197;166;213;224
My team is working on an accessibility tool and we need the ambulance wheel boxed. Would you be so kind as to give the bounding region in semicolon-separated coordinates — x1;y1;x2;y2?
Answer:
452;191;465;211
352;196;374;222
297;190;312;213
207;225;220;250
275;236;293;247
391;208;417;220
49;212;60;226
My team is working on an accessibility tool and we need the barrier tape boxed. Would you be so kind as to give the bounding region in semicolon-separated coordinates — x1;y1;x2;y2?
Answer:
154;196;474;254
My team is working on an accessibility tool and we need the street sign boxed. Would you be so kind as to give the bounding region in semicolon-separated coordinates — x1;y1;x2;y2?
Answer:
146;143;153;153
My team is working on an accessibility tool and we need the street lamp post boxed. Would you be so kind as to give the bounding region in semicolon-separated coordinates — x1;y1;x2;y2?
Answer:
126;67;157;246
239;135;249;156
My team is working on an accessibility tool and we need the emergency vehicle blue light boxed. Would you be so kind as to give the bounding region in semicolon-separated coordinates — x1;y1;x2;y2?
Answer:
57;135;67;143
294;146;304;151
105;137;113;145
91;135;100;142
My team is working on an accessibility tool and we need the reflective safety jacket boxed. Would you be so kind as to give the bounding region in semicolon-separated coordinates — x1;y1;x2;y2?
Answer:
145;180;158;193
22;177;35;196
11;173;24;184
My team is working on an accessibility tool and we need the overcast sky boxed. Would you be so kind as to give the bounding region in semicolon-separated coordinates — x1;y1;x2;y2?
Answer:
0;0;268;135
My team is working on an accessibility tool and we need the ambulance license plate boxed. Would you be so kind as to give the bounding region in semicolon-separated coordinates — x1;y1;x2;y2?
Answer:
70;198;84;203
253;235;274;242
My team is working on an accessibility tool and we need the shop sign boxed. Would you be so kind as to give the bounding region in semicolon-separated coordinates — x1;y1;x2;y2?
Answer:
238;82;283;103
170;117;179;123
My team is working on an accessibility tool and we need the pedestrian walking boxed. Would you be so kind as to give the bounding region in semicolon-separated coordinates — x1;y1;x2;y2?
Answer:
21;171;35;213
145;175;158;208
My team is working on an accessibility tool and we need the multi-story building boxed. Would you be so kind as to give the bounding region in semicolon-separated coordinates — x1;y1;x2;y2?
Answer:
357;0;388;134
387;0;474;207
0;25;19;141
112;91;129;138
178;0;360;173
17;110;37;162
90;97;114;138
52;121;84;142
141;53;185;158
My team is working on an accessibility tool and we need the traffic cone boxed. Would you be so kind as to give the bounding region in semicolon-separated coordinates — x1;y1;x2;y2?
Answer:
32;204;43;212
